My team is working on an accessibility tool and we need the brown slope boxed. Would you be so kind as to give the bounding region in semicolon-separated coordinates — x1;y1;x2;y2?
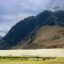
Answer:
11;26;64;49
1;10;64;49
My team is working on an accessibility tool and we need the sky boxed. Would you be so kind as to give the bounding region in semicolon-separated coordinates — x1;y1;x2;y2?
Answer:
0;0;51;36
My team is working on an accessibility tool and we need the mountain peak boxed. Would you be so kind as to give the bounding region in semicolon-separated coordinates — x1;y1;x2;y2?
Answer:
0;10;64;49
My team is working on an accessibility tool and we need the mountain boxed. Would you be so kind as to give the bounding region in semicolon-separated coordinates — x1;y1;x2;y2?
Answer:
0;36;2;40
0;34;3;40
0;10;64;49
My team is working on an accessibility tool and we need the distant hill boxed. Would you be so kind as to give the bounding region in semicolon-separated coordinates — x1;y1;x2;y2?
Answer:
0;10;64;49
0;35;3;40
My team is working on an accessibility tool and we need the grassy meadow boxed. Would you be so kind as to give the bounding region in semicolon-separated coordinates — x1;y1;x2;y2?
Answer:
0;57;64;64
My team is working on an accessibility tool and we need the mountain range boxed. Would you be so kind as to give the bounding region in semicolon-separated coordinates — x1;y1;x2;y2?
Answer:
0;10;64;49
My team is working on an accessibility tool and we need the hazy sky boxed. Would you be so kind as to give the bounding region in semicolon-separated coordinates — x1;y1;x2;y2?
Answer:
0;0;51;36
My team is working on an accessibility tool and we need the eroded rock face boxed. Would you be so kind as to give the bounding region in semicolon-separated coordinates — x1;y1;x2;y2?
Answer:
0;10;64;49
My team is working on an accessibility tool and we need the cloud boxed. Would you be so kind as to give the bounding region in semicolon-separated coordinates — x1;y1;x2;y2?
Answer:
0;0;50;14
0;0;50;36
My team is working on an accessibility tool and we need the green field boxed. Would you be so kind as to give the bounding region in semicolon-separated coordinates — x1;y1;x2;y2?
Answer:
0;57;64;64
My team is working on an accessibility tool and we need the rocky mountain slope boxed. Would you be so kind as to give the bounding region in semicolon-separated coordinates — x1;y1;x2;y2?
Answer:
0;10;64;49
